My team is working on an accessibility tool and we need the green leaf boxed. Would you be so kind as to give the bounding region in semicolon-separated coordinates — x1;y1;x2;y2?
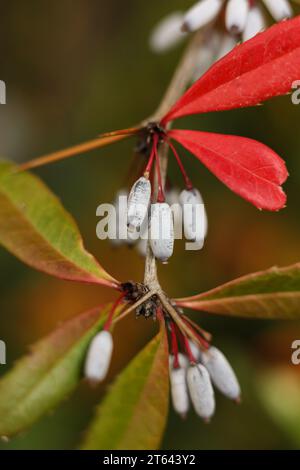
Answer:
0;160;117;287
0;304;109;437
257;367;300;446
177;263;300;319
81;326;169;450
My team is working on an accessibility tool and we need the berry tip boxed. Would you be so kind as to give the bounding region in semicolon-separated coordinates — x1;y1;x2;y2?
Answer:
181;21;190;33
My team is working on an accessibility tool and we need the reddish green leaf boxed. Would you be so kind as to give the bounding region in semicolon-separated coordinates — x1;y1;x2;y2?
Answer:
0;160;118;288
177;263;300;319
81;326;169;450
0;305;109;437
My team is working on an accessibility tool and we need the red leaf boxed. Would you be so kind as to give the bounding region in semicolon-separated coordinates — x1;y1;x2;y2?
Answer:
169;129;288;211
162;17;300;123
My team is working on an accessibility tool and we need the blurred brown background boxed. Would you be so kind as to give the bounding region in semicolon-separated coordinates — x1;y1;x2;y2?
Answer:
0;0;300;449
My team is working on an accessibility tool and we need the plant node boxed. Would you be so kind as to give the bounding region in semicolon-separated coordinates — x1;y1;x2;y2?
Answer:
121;281;149;302
136;294;160;319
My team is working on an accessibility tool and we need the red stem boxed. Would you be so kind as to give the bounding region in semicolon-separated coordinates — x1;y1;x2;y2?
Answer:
174;323;196;364
165;138;193;190
170;321;180;369
144;140;156;175
181;316;211;348
103;293;126;331
153;136;165;203
183;335;197;364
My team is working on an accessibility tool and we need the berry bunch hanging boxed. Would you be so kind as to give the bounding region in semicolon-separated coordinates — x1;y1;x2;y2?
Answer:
150;0;297;79
1;13;300;448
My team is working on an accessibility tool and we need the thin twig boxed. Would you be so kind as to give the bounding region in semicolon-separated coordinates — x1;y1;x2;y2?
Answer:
158;291;206;350
113;289;157;324
18;130;140;172
110;32;204;322
151;30;204;122
144;30;203;290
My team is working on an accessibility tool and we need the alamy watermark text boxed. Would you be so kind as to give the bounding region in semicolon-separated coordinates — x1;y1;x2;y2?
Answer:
0;80;6;104
0;340;6;365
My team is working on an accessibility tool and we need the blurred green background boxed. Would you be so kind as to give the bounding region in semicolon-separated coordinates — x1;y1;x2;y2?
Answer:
1;0;300;450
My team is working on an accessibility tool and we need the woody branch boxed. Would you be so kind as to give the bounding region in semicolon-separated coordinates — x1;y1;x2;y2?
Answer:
144;30;204;290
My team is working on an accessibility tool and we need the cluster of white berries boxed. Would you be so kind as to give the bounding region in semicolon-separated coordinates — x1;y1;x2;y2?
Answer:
150;0;294;79
169;344;241;421
128;176;174;263
83;325;241;423
124;176;207;263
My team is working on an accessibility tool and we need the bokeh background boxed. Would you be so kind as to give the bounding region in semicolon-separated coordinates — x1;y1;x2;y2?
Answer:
0;0;300;450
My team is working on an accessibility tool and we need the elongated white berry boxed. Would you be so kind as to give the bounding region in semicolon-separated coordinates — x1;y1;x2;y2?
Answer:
182;0;223;33
187;364;215;421
149;12;186;53
225;0;249;34
201;346;241;401
243;5;266;41
84;331;113;383
127;177;151;232
262;0;292;22
179;188;207;246
150;202;174;263
169;354;189;418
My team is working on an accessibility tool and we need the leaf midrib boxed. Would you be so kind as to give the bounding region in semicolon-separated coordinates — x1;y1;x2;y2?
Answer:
0;176;104;282
176;264;300;303
180;291;300;317
183;138;284;190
